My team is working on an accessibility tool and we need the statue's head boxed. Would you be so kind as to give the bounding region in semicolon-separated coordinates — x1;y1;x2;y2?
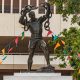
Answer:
28;11;35;20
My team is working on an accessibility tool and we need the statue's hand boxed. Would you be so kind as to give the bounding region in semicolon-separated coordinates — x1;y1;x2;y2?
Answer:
40;2;50;10
21;5;38;16
45;2;50;10
21;9;27;16
21;5;31;16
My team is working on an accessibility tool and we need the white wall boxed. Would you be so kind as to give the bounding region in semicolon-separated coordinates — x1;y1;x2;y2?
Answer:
4;75;72;80
0;55;69;65
0;55;60;64
0;13;78;67
0;13;78;36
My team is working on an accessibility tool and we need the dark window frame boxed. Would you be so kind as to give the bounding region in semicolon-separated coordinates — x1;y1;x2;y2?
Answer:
21;0;28;9
4;0;11;13
0;0;2;13
38;0;45;14
13;0;19;13
30;0;36;6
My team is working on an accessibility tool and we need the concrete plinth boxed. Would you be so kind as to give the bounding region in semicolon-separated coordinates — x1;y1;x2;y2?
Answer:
4;73;72;80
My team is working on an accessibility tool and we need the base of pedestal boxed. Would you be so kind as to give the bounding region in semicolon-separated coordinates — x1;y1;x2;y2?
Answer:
36;65;55;72
4;73;72;80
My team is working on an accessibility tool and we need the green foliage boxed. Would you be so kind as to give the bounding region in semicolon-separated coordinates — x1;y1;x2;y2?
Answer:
49;0;80;25
49;27;80;79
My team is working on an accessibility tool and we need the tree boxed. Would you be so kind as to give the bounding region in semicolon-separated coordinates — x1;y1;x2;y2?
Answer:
49;27;80;80
49;0;80;25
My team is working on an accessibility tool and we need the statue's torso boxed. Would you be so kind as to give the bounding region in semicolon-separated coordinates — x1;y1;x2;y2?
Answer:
28;19;43;39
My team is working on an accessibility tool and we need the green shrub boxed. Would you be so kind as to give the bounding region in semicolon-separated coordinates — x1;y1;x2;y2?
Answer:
49;27;80;80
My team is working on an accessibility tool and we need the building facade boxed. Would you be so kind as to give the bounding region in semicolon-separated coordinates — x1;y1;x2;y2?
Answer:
0;0;77;36
0;1;76;78
0;0;54;14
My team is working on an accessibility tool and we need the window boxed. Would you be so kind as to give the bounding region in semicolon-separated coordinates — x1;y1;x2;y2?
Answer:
0;0;2;13
50;5;54;14
38;0;45;14
47;0;54;14
13;0;19;13
30;0;36;6
56;4;63;14
4;0;11;13
22;0;28;9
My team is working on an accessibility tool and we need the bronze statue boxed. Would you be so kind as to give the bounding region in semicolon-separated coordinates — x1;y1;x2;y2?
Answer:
19;2;52;71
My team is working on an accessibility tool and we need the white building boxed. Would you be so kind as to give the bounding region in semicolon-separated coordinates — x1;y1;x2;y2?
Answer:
0;0;78;36
0;0;77;78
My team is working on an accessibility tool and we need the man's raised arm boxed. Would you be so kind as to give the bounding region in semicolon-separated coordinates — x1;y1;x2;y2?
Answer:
19;8;30;31
19;10;27;25
39;2;52;23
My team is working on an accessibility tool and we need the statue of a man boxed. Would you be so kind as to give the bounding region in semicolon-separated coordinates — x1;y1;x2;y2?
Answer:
19;2;51;71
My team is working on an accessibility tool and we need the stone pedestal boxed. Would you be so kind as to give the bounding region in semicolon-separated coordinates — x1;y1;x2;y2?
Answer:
4;73;72;80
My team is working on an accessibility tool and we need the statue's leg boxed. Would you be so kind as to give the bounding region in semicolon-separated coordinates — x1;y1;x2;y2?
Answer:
28;48;35;71
28;41;36;71
40;40;50;66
